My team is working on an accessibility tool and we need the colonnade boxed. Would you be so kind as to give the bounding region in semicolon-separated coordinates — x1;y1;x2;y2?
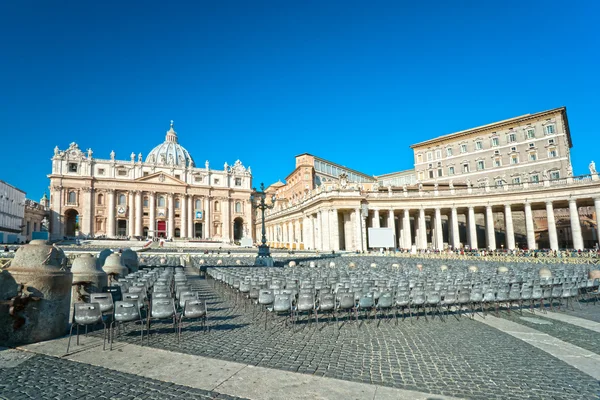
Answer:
265;198;600;252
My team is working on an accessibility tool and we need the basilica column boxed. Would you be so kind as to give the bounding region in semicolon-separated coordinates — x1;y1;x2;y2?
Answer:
418;208;427;250
434;207;443;251
485;205;496;250
181;194;188;239
148;192;156;238
524;201;536;250
353;208;362;252
468;206;477;250
504;204;515;250
135;191;143;237
167;193;175;239
569;199;584;250
315;211;322;250
450;207;460;249
128;191;135;237
388;208;396;247
82;187;93;237
296;219;303;249
307;215;314;250
372;209;380;228
107;189;116;238
187;196;194;239
330;209;340;251
222;198;230;243
361;209;368;251
595;198;600;248
403;209;411;249
204;197;211;239
546;201;558;251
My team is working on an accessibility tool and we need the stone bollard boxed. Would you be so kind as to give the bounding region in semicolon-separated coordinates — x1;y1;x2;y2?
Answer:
0;240;72;346
539;267;552;279
309;261;316;268
497;266;509;274
440;264;448;272
96;248;113;269
589;270;600;280
289;261;297;268
102;253;128;284
121;249;139;273
468;265;478;273
329;262;336;268
70;253;108;319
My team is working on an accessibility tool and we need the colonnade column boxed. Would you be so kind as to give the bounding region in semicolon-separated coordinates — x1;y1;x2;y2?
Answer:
330;209;339;251
546;201;558;251
354;208;363;252
569;199;584;250
450;207;460;249
485;205;496;250
468;206;477;250
148;192;155;238
372;209;380;228
595;198;600;248
418;208;427;250
361;210;368;251
403;209;411;249
434;207;443;251
504;204;515;250
135;191;143;237
128;191;135;237
167;193;175;239
287;221;293;249
187;196;194;239
315;211;322;250
181;194;188;239
524;201;536;250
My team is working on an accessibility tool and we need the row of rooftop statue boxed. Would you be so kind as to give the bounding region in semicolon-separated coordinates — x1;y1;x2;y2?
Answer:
0;240;140;347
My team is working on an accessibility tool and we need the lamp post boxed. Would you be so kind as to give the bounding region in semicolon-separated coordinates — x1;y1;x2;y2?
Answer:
251;182;276;266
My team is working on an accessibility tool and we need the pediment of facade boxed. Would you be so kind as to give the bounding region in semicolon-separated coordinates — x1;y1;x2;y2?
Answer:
134;172;185;185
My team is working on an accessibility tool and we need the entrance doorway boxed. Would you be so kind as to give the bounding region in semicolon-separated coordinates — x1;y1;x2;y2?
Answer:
64;209;79;237
117;220;127;237
157;221;166;238
194;223;203;239
233;217;244;241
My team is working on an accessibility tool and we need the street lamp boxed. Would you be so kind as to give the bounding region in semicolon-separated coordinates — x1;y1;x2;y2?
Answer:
251;182;276;266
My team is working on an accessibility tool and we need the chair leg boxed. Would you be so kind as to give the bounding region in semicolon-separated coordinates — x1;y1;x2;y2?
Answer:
66;324;75;353
102;322;107;351
76;324;80;346
109;321;115;351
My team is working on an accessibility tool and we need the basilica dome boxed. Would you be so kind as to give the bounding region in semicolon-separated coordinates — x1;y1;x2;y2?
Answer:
145;121;195;167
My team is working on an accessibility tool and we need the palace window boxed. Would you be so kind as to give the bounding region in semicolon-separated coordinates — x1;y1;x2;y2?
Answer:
69;163;78;173
551;171;560;180
448;166;455;175
512;177;521;185
548;149;558;158
529;143;535;149
143;171;149;177
460;144;468;153
508;133;517;143
475;141;483;150
477;160;485;170
427;152;433;161
429;170;434;179
117;169;127;176
438;168;443;177
435;149;442;159
97;168;105;176
235;178;242;186
118;194;126;205
545;125;555;135
175;174;180;180
418;171;424;180
494;159;502;167
417;154;423;163
175;199;180;209
529;153;537;161
158;196;165;207
214;178;220;185
214;201;220;212
548;138;555;145
495;179;503;187
510;146;517;152
446;147;453;157
463;163;469;173
235;202;242;213
491;137;499;147
511;155;519;164
527;129;535;139
143;197;148;207
97;193;104;205
531;174;539;183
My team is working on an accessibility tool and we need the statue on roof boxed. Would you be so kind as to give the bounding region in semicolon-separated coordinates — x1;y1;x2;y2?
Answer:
54;146;59;156
87;148;93;159
110;150;115;161
130;152;136;162
205;160;209;169
138;153;142;162
589;160;596;175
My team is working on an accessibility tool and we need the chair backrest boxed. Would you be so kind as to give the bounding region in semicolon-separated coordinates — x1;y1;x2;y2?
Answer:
358;292;374;308
123;293;145;309
73;302;103;325
151;298;175;319
89;293;114;313
153;291;171;299
179;292;198;308
114;300;141;322
318;293;335;310
338;292;355;309
102;286;122;302
273;293;292;312
297;293;315;311
258;289;275;305
183;299;207;318
377;292;393;308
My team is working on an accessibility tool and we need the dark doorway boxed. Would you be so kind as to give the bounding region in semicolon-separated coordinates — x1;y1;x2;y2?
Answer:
65;209;79;237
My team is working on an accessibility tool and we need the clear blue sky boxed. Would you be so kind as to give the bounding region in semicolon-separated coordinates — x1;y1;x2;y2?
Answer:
1;1;598;200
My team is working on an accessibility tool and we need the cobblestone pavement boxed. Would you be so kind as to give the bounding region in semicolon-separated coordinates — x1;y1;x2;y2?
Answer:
561;299;600;323
0;350;247;400
119;275;600;400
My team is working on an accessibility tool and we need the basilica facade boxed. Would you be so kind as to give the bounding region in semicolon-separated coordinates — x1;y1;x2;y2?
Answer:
48;122;253;242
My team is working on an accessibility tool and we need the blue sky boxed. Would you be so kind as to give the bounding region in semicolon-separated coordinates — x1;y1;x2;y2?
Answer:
1;1;598;200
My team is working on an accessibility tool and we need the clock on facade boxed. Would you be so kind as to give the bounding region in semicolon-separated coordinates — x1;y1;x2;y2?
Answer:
118;207;125;214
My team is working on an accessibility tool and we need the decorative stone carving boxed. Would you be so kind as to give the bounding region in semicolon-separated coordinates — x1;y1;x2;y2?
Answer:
589;161;596;174
110;150;115;160
138;153;142;162
87;148;93;159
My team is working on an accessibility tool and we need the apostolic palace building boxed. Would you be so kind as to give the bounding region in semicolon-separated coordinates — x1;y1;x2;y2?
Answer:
261;107;600;252
48;122;253;242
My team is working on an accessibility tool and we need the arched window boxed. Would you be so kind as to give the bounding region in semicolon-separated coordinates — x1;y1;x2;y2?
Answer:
214;201;220;212
68;191;76;204
235;201;242;213
97;193;103;205
118;194;126;205
175;199;180;209
158;196;165;207
195;199;201;210
143;196;148;207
